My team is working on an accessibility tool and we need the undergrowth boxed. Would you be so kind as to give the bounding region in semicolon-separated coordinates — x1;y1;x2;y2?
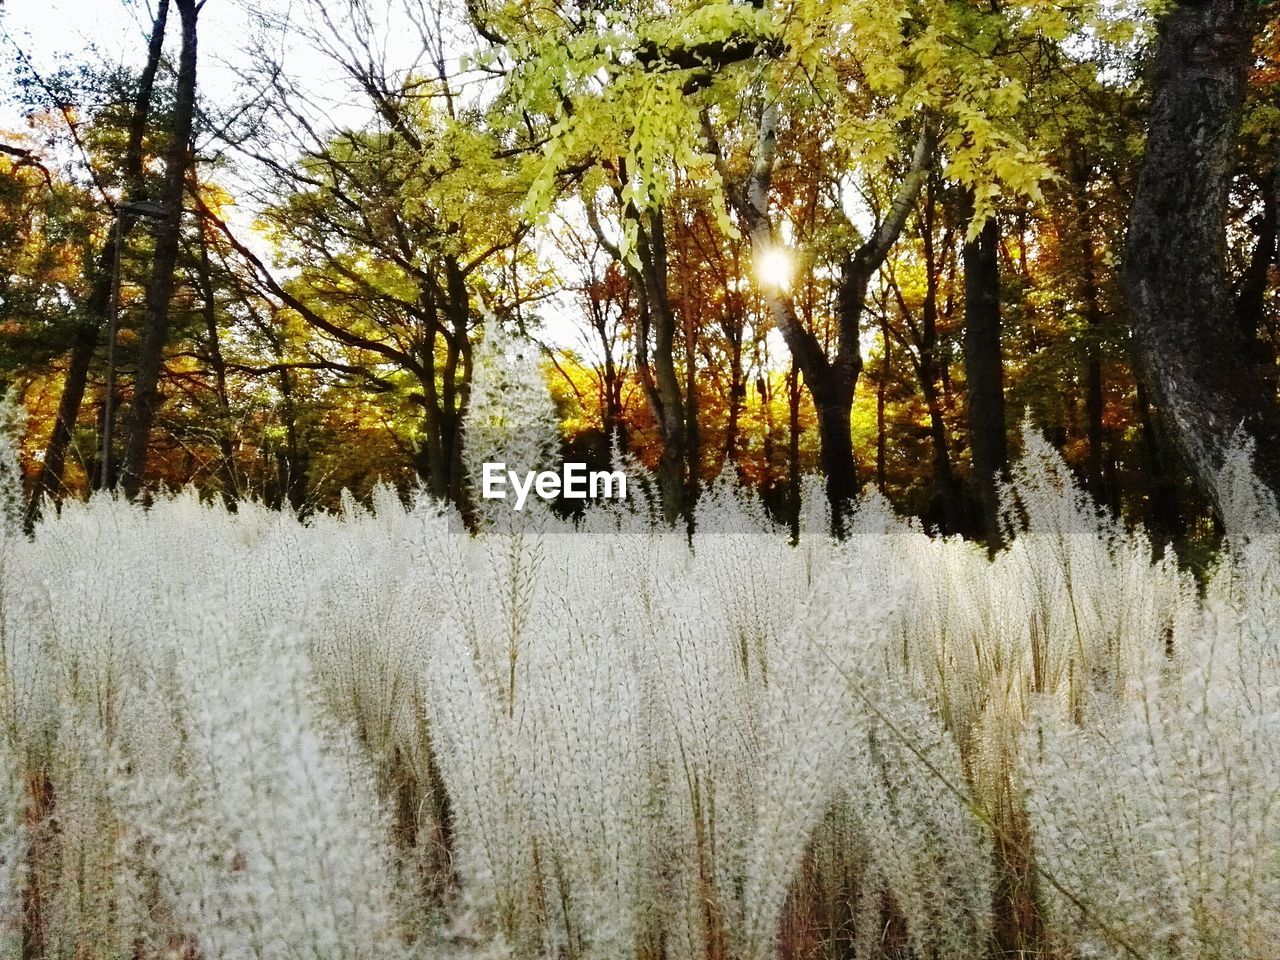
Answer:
0;347;1275;960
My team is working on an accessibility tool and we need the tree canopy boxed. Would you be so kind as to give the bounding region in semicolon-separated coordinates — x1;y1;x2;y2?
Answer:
0;0;1277;549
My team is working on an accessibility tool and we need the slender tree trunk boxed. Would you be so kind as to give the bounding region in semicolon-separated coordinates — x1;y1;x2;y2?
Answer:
444;256;473;515
593;299;626;451
682;282;701;510
1124;0;1280;519
30;304;100;512
120;0;199;498
1234;161;1278;386
28;0;170;520
918;182;963;531
586;197;686;523
415;288;449;500
963;216;1007;552
724;320;744;468
271;335;307;514
877;311;889;493
641;211;688;525
788;361;801;539
1084;339;1106;502
194;205;239;508
1071;154;1109;505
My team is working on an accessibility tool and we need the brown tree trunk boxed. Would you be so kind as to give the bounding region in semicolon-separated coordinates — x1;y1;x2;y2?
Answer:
120;0;199;499
28;0;170;521
1124;0;1280;519
963;216;1007;552
590;293;627;451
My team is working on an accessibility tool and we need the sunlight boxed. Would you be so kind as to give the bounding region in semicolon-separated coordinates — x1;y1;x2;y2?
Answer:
755;246;794;290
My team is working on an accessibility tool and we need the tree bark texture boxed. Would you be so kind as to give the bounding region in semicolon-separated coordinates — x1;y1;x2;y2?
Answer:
1125;0;1280;520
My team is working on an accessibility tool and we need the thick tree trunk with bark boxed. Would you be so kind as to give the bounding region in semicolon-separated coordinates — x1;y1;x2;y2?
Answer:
120;0;199;498
27;0;169;521
1125;0;1280;519
1135;380;1185;545
963;216;1007;551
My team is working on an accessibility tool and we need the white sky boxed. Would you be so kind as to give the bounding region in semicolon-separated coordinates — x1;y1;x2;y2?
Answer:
0;0;408;121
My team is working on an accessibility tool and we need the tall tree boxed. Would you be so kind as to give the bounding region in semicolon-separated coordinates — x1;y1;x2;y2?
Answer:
28;0;170;515
723;105;933;529
1125;0;1280;519
120;0;200;498
586;194;689;522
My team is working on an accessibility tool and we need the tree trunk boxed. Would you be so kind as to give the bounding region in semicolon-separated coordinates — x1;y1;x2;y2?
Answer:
640;210;688;525
788;360;801;539
1135;380;1184;545
194;203;239;509
812;383;857;519
444;256;473;515
415;293;449;501
27;0;170;521
917;182;963;532
1070;152;1109;506
586;197;686;523
1234;160;1278;387
29;301;100;516
120;0;199;499
1124;0;1280;519
683;279;701;510
592;296;627;451
963;216;1007;552
724;317;744;469
876;311;889;493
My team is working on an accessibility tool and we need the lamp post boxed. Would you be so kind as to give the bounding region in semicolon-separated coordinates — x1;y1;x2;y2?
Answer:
100;199;171;491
